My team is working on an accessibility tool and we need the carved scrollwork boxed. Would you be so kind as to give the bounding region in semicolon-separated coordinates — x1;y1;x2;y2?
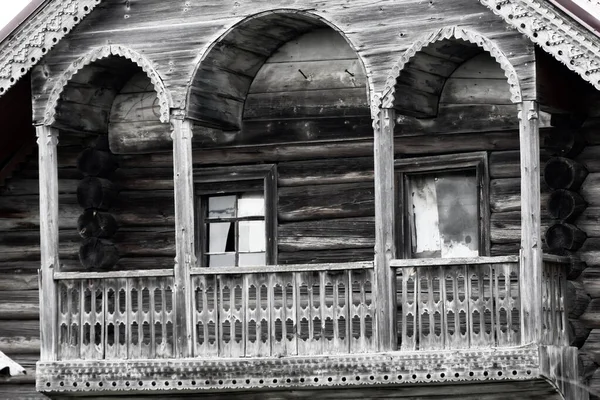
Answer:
479;0;600;92
0;0;101;96
380;26;522;109
44;45;173;125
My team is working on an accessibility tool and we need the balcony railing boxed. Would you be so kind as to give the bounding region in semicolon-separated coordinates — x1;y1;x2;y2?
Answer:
50;256;568;361
391;256;521;351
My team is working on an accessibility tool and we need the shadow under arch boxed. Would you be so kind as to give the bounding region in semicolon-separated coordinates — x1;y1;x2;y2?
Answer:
379;26;522;115
43;44;173;127
185;9;372;131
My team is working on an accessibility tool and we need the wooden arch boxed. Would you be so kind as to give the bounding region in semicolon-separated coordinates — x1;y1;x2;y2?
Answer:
44;44;173;126
379;26;522;114
186;9;371;131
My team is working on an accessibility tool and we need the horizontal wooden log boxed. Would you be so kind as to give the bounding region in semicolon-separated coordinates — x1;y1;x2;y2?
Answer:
278;182;374;222
490;178;550;213
278;248;374;265
581;173;600;207
395;104;520;136
544;157;588;190
547;189;587;222
268;29;359;63
112;167;174;191
566;280;591;319
545;223;587;251
77;177;118;210
581;267;600;298
0;385;46;399
579;238;600;268
249;59;366;94
54;101;110;134
60;257;175;272
0;178;78;196
489;150;551;179
108;120;172;154
0;354;37;384
0;321;39;339
394;84;438;117
278;217;374;252
0;299;39;320
580;299;600;329
244;87;369;120
439;77;512;105
577;145;600;173
0;273;38;291
569;319;591;349
490;211;551;244
79;237;119;270
278;157;373;187
76;147;117;177
0;337;39;355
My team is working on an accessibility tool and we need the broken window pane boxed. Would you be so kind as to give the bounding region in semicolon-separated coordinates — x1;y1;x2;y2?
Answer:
208;222;235;253
208;195;236;219
407;170;478;258
239;221;266;252
238;193;264;217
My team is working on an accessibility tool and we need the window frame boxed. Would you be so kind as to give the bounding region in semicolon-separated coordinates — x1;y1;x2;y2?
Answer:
394;152;490;259
194;164;277;267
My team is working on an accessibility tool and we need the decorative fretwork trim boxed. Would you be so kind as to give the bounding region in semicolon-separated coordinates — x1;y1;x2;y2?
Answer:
37;346;540;394
378;26;522;113
0;0;101;96
479;0;600;91
44;44;173;125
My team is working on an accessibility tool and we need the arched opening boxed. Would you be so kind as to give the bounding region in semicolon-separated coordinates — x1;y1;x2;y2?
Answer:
49;54;175;272
187;12;374;266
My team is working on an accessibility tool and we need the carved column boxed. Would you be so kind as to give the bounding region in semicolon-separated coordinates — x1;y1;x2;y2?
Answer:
36;125;59;361
374;107;397;351
518;100;543;344
170;110;195;357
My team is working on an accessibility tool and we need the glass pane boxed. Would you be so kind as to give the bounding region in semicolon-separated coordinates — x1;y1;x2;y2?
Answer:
407;170;478;258
208;222;235;253
239;252;266;267
209;253;235;267
407;175;441;257
239;220;266;252
208;195;236;218
436;171;478;258
238;193;264;217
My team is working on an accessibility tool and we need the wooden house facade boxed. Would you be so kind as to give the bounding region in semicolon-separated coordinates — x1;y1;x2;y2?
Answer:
0;0;599;398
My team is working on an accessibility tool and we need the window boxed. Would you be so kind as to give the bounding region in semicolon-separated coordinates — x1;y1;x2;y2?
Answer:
395;153;489;259
194;165;277;267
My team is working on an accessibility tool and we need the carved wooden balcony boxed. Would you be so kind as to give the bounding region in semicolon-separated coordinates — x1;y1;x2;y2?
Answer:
36;257;577;397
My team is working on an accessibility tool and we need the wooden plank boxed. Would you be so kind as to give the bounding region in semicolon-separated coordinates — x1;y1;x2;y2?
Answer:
244;88;369;120
191;261;373;275
171;117;194;357
54;269;174;280
439;78;512;105
0;273;38;291
249;60;366;94
108;120;171;154
278;217;374;251
518;100;543;344
36;125;58;362
278;248;375;264
267;29;359;62
451;53;509;79
278;182;374;222
278;157;373;187
390;256;519;267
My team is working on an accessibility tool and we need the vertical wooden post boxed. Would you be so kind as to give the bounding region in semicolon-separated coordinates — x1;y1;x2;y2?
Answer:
518;100;543;344
170;111;195;357
374;107;397;351
36;125;59;361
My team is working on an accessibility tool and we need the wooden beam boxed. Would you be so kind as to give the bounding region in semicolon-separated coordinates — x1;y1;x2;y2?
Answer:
170;112;195;358
36;125;59;361
373;108;396;351
518;100;543;344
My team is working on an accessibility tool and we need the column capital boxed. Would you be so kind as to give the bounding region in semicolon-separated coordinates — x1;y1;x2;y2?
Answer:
35;125;59;146
517;100;539;121
170;109;186;121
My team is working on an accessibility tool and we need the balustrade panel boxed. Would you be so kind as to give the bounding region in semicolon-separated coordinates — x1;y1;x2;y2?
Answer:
541;259;567;345
393;257;521;351
190;263;375;358
56;275;175;361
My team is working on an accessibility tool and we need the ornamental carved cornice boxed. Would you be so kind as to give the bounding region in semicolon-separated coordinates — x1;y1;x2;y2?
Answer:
0;0;101;96
44;44;173;125
479;0;600;91
380;26;523;110
36;346;541;394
